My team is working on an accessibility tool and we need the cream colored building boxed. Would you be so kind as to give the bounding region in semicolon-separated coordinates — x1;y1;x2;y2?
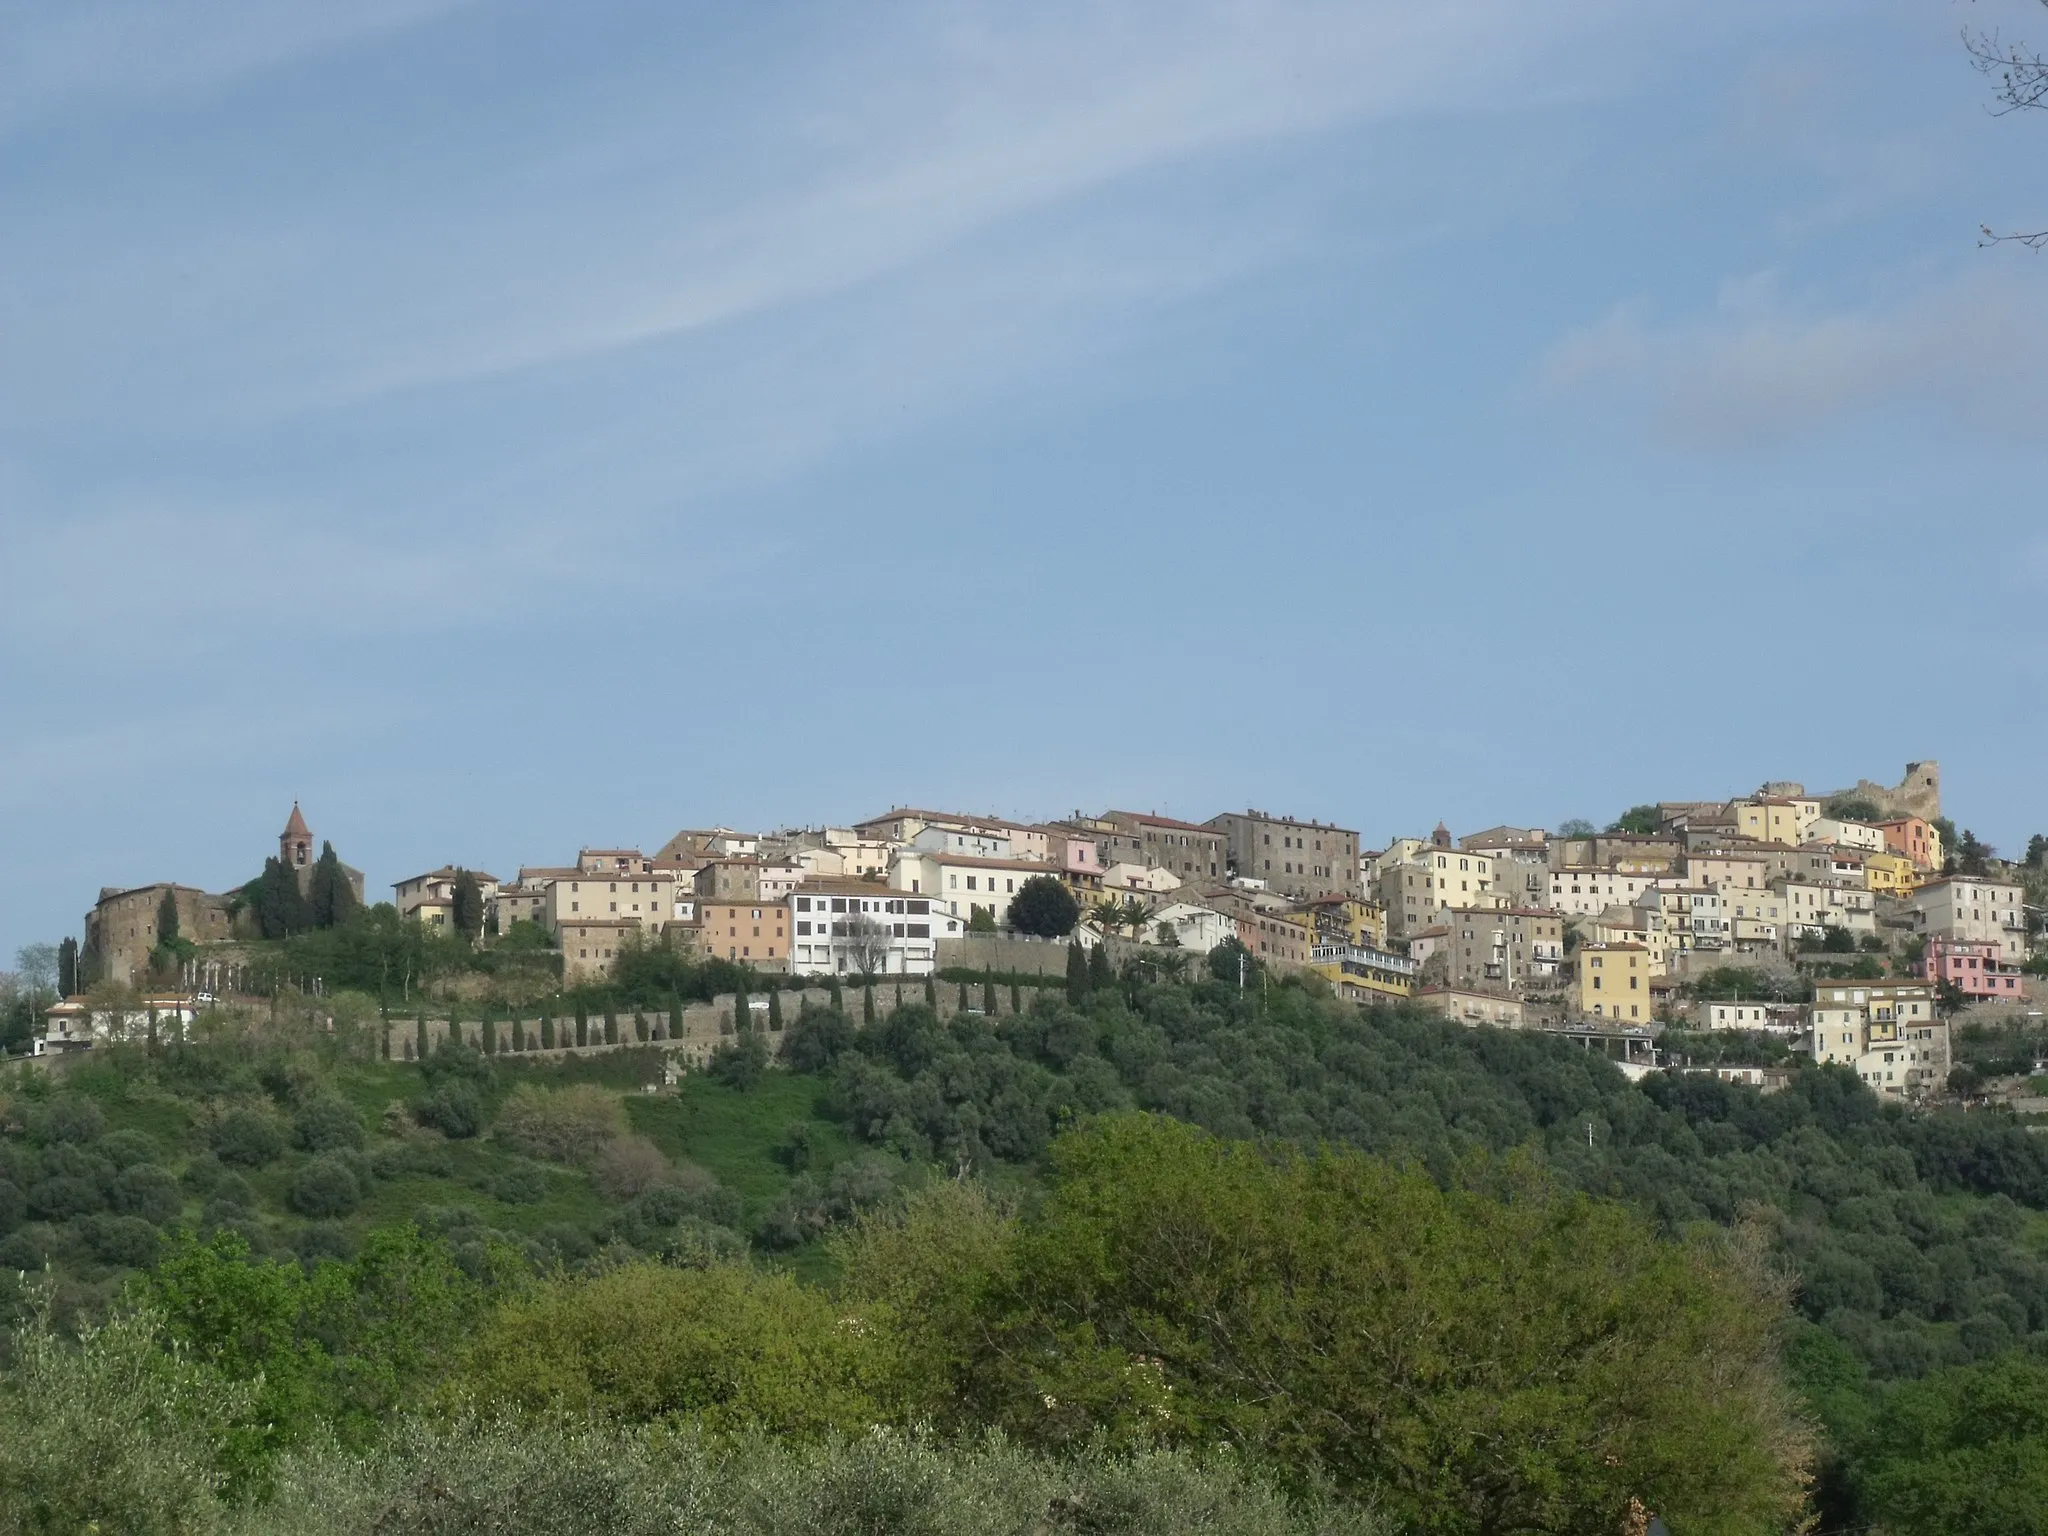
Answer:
1414;986;1524;1028
1547;866;1662;918
1378;845;1498;938
1804;818;1886;853
546;871;682;932
1682;852;1771;893
1779;880;1876;944
1591;905;1669;972
1733;797;1821;846
856;809;1050;864
1810;982;1945;1096
1904;876;2028;962
393;866;499;923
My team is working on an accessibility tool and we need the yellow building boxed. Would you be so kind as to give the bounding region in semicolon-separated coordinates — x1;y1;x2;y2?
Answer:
1577;942;1653;1022
1295;896;1388;951
1589;907;1669;973
1308;941;1416;1003
1863;851;1923;898
1733;797;1820;847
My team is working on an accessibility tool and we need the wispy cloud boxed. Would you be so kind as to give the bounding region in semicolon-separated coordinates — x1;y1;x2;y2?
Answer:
0;0;1636;431
1541;262;2048;450
0;0;480;129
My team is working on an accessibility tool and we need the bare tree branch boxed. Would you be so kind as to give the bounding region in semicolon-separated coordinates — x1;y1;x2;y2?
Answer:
1967;7;2048;246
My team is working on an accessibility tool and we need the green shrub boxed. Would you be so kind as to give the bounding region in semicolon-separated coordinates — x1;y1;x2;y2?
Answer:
230;1419;1376;1536
32;1097;106;1145
214;1108;286;1168
453;1262;900;1435
416;1083;483;1140
293;1096;366;1153
78;1213;163;1267
494;1084;625;1164
288;1156;363;1218
0;1306;247;1536
111;1163;183;1225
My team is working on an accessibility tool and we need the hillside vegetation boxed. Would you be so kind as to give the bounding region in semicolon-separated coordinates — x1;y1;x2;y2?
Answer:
1;964;2046;1532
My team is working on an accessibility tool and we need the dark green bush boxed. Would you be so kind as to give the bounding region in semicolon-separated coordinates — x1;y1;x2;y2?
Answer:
78;1214;162;1268
110;1164;182;1226
288;1157;363;1219
293;1096;367;1153
416;1084;483;1140
214;1108;285;1168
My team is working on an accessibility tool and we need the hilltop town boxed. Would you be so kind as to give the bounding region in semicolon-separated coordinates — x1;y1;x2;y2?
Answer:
27;759;2047;1098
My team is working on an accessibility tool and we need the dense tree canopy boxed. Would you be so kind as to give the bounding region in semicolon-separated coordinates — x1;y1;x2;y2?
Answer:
1005;874;1079;938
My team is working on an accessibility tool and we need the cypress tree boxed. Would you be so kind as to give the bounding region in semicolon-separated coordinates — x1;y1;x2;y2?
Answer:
895;980;905;1010
1011;980;1022;1014
541;1016;556;1050
828;974;843;1012
309;842;359;930
415;1014;429;1059
769;988;784;1031
575;1014;588;1049
983;970;998;1014
735;977;751;1034
450;869;485;942
636;1011;650;1043
604;1010;619;1046
156;887;182;946
57;937;77;998
958;982;971;1012
481;1013;497;1055
863;983;876;1025
1066;939;1089;1003
924;974;936;1006
1089;942;1113;992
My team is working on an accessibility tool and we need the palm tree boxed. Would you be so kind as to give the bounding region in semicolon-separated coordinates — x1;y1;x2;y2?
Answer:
1091;898;1124;937
1119;897;1150;939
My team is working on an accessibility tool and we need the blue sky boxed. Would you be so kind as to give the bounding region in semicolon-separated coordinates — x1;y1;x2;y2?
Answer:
3;0;2046;958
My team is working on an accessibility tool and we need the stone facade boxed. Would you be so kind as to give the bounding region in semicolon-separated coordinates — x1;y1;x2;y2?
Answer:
1207;809;1361;901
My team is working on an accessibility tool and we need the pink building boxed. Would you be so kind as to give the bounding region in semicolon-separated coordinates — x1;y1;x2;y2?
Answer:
1918;937;2029;1001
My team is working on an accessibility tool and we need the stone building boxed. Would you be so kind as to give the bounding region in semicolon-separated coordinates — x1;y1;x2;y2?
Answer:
1098;812;1228;882
84;884;231;986
1206;809;1361;901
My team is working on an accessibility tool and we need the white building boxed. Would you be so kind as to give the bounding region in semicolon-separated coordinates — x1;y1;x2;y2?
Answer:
890;850;1048;924
1548;867;1663;919
1904;876;2028;962
1145;902;1239;953
1700;1000;1807;1034
38;994;200;1054
1804;818;1887;854
789;882;960;976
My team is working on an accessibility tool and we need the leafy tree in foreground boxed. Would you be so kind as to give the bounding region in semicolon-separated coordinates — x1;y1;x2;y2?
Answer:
1007;874;1079;938
1848;1354;2048;1535
845;1114;1811;1535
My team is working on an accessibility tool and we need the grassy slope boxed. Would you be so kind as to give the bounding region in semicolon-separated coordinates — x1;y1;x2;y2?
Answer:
44;1049;851;1264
